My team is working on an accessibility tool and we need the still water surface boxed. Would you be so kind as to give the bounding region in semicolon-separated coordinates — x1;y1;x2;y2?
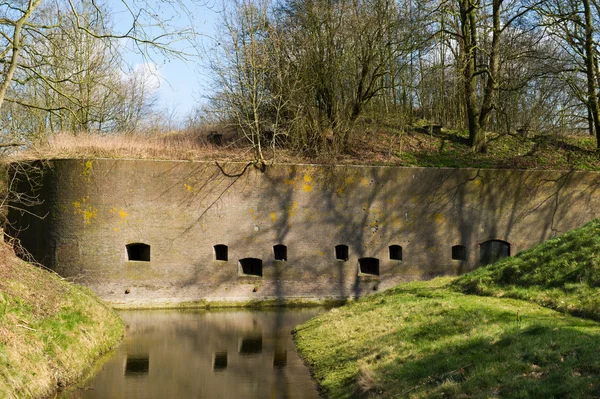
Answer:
61;308;322;398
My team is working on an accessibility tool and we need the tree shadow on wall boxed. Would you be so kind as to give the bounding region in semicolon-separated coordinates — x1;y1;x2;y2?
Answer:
175;162;600;305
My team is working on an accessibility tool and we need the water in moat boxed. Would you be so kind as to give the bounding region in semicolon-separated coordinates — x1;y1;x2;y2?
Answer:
60;308;322;398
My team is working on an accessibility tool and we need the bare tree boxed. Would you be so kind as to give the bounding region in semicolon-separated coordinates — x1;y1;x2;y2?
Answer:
0;0;198;125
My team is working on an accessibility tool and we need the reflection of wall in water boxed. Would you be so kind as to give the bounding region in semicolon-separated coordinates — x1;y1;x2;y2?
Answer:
79;310;320;398
10;160;600;305
124;356;149;377
213;352;228;370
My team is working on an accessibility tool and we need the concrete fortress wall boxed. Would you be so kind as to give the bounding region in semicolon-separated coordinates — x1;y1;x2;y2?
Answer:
9;159;600;306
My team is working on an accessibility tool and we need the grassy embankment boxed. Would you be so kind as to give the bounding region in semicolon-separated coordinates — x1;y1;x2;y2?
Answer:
0;242;124;398
294;220;600;398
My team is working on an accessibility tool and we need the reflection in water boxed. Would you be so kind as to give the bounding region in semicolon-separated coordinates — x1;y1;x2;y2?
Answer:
273;349;288;368
124;357;149;377
239;335;263;355
60;308;322;399
213;352;228;371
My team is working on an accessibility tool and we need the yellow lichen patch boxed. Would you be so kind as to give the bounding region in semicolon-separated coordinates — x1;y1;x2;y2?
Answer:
270;212;277;222
118;209;128;219
249;208;257;220
392;218;404;229
82;160;94;181
361;178;370;186
72;197;97;225
303;174;314;192
184;183;193;191
336;187;344;196
287;202;298;218
318;251;324;256
113;227;119;232
434;213;446;224
284;178;297;186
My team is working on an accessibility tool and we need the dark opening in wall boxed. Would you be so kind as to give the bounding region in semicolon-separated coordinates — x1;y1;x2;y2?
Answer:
239;258;262;277
335;245;349;261
125;356;149;377
359;257;380;276
126;243;150;262
480;240;510;265
213;352;228;371
214;244;228;261
452;245;467;261
389;245;402;261
273;244;287;261
239;335;263;355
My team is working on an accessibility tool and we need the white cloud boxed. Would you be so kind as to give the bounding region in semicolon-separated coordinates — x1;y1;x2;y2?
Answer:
133;62;162;91
121;62;162;92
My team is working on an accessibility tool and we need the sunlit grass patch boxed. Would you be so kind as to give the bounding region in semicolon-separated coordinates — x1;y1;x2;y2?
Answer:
294;279;600;398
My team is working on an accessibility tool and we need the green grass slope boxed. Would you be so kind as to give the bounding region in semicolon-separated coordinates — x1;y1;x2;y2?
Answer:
294;279;600;398
453;219;600;320
0;243;124;399
294;220;600;398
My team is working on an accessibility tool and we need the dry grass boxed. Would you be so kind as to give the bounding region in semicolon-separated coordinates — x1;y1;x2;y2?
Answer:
0;240;124;399
16;131;250;162
11;123;600;171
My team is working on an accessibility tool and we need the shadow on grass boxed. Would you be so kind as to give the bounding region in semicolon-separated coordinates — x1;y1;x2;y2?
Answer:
371;323;600;398
298;285;600;399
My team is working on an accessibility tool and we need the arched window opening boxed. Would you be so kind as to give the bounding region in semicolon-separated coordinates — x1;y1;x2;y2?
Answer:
389;245;402;261
239;258;262;277
359;257;380;276
126;243;150;262
335;245;349;261
214;244;228;261
480;240;510;266
273;244;287;261
452;245;466;261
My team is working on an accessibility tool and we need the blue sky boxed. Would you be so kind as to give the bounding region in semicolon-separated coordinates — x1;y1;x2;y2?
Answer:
111;0;221;123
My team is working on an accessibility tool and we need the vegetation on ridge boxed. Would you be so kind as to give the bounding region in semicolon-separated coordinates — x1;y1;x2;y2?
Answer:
15;124;600;172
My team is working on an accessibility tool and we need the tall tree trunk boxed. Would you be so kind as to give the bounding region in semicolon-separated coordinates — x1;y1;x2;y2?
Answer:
459;0;483;150
0;1;43;110
479;0;502;133
583;0;600;148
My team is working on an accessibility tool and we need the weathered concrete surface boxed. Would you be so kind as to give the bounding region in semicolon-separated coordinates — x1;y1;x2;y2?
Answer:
9;159;600;306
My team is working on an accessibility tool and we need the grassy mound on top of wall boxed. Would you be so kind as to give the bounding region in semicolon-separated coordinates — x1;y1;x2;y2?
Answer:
293;278;600;398
0;243;124;398
453;219;600;321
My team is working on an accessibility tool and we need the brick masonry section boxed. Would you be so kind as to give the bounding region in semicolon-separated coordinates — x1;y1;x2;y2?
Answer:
9;159;600;307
